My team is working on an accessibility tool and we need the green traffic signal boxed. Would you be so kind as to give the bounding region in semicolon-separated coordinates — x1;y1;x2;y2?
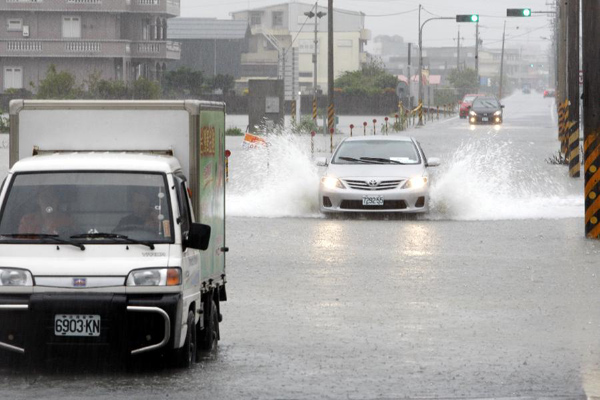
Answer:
456;14;479;23
507;8;532;17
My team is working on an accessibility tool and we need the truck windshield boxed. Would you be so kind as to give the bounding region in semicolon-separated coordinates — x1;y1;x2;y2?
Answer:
0;172;173;243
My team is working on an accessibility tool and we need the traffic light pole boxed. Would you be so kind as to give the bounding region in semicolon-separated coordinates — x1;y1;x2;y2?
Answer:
499;20;506;99
582;0;600;238
418;16;454;126
475;21;479;86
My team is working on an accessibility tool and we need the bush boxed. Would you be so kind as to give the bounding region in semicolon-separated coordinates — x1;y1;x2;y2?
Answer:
35;65;83;99
292;116;318;134
132;78;161;99
87;73;130;99
0;111;8;133
226;127;244;136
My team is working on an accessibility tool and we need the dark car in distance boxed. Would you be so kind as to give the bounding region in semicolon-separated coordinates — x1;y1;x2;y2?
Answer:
468;97;504;125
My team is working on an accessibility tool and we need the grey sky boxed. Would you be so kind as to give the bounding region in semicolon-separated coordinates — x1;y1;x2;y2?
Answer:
182;0;554;51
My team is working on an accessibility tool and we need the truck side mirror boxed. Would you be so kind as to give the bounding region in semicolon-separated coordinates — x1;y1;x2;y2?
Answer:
185;223;211;251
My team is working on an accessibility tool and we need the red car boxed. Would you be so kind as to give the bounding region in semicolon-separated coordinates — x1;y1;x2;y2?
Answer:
459;93;485;118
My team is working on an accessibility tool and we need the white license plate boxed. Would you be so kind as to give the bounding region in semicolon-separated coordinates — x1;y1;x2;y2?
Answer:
482;117;489;122
54;314;101;337
362;195;384;206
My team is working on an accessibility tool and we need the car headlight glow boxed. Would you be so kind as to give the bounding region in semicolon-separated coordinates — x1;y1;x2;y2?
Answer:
403;176;428;190
494;110;502;116
126;268;181;287
321;176;345;189
0;268;33;286
469;110;477;116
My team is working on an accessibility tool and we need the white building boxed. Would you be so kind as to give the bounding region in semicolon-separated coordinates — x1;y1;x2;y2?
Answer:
231;2;370;96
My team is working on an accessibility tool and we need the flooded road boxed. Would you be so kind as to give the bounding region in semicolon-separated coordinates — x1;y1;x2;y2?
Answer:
2;92;599;399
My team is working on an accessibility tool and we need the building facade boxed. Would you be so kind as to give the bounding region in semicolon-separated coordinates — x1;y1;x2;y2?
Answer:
167;18;249;80
231;2;370;95
0;0;181;93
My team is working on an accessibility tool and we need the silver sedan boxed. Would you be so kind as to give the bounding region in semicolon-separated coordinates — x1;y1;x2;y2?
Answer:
317;136;440;214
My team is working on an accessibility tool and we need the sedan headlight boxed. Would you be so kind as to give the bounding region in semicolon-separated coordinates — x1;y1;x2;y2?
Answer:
469;110;477;116
403;176;428;190
126;268;181;287
0;268;33;286
321;176;345;189
494;110;502;116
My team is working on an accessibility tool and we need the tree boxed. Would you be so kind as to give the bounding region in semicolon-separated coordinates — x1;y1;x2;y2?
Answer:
209;74;235;94
163;67;205;97
335;59;398;96
447;68;479;98
35;65;82;99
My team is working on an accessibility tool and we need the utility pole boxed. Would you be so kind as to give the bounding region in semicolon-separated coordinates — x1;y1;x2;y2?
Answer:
567;0;580;178
457;28;461;71
305;3;326;122
475;21;480;87
557;0;567;120
499;20;506;99
407;43;412;108
582;0;600;239
418;4;422;124
327;0;334;133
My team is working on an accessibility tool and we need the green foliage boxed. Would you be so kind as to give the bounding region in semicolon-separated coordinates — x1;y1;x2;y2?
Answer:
433;88;458;106
210;74;235;94
35;65;83;99
292;116;318;134
335;59;398;96
226;127;244;136
0;111;8;133
163;67;205;97
86;72;130;99
447;68;479;98
132;78;161;99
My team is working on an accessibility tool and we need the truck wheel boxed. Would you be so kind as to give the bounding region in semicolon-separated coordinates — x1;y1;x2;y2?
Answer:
198;300;219;354
173;310;196;368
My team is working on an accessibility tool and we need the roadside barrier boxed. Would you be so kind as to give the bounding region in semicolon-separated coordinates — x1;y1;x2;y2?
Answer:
568;119;580;177
291;100;296;122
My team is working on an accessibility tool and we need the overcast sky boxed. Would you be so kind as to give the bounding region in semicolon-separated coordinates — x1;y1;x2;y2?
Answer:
183;0;555;51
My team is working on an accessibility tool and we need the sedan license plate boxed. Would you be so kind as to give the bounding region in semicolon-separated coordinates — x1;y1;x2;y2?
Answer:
482;117;489;122
363;195;384;206
54;314;101;337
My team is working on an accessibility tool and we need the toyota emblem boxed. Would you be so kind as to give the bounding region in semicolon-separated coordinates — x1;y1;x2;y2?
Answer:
368;180;379;187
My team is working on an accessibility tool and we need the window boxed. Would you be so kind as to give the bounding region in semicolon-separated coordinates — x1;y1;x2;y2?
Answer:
62;16;81;38
7;19;23;32
250;12;262;26
3;67;23;90
272;11;283;27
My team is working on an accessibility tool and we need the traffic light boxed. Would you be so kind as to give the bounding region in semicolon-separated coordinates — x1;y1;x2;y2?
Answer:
507;8;532;17
456;14;479;23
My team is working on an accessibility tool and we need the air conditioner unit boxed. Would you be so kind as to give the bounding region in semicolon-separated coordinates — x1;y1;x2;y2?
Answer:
22;25;30;37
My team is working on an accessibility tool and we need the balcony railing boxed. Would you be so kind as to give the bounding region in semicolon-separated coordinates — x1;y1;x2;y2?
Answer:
132;40;180;60
0;0;179;15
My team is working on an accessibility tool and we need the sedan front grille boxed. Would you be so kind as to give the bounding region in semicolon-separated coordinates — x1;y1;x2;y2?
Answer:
343;179;404;191
340;200;407;210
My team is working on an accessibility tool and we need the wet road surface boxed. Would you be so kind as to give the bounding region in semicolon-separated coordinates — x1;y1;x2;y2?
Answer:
2;92;600;399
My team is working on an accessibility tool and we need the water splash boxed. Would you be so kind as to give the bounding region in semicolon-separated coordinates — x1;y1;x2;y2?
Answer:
227;132;321;218
427;138;583;220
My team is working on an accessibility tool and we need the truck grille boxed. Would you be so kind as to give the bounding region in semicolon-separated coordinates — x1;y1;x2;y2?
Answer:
343;179;403;191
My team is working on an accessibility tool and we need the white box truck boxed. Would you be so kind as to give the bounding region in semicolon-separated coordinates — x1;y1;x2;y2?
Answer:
0;100;227;367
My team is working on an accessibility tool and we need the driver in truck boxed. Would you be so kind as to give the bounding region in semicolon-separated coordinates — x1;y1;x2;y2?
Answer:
114;189;160;232
18;187;75;235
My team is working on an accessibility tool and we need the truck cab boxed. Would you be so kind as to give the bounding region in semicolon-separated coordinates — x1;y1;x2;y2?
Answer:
0;100;227;367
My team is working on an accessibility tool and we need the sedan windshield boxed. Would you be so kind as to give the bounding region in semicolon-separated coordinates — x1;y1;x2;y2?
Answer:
0;172;173;243
472;98;500;109
332;140;420;165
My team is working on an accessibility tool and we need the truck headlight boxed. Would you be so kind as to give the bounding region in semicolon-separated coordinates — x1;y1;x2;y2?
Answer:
494;110;502;116
402;176;428;190
469;110;477;116
321;176;345;189
0;268;33;286
126;268;181;287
